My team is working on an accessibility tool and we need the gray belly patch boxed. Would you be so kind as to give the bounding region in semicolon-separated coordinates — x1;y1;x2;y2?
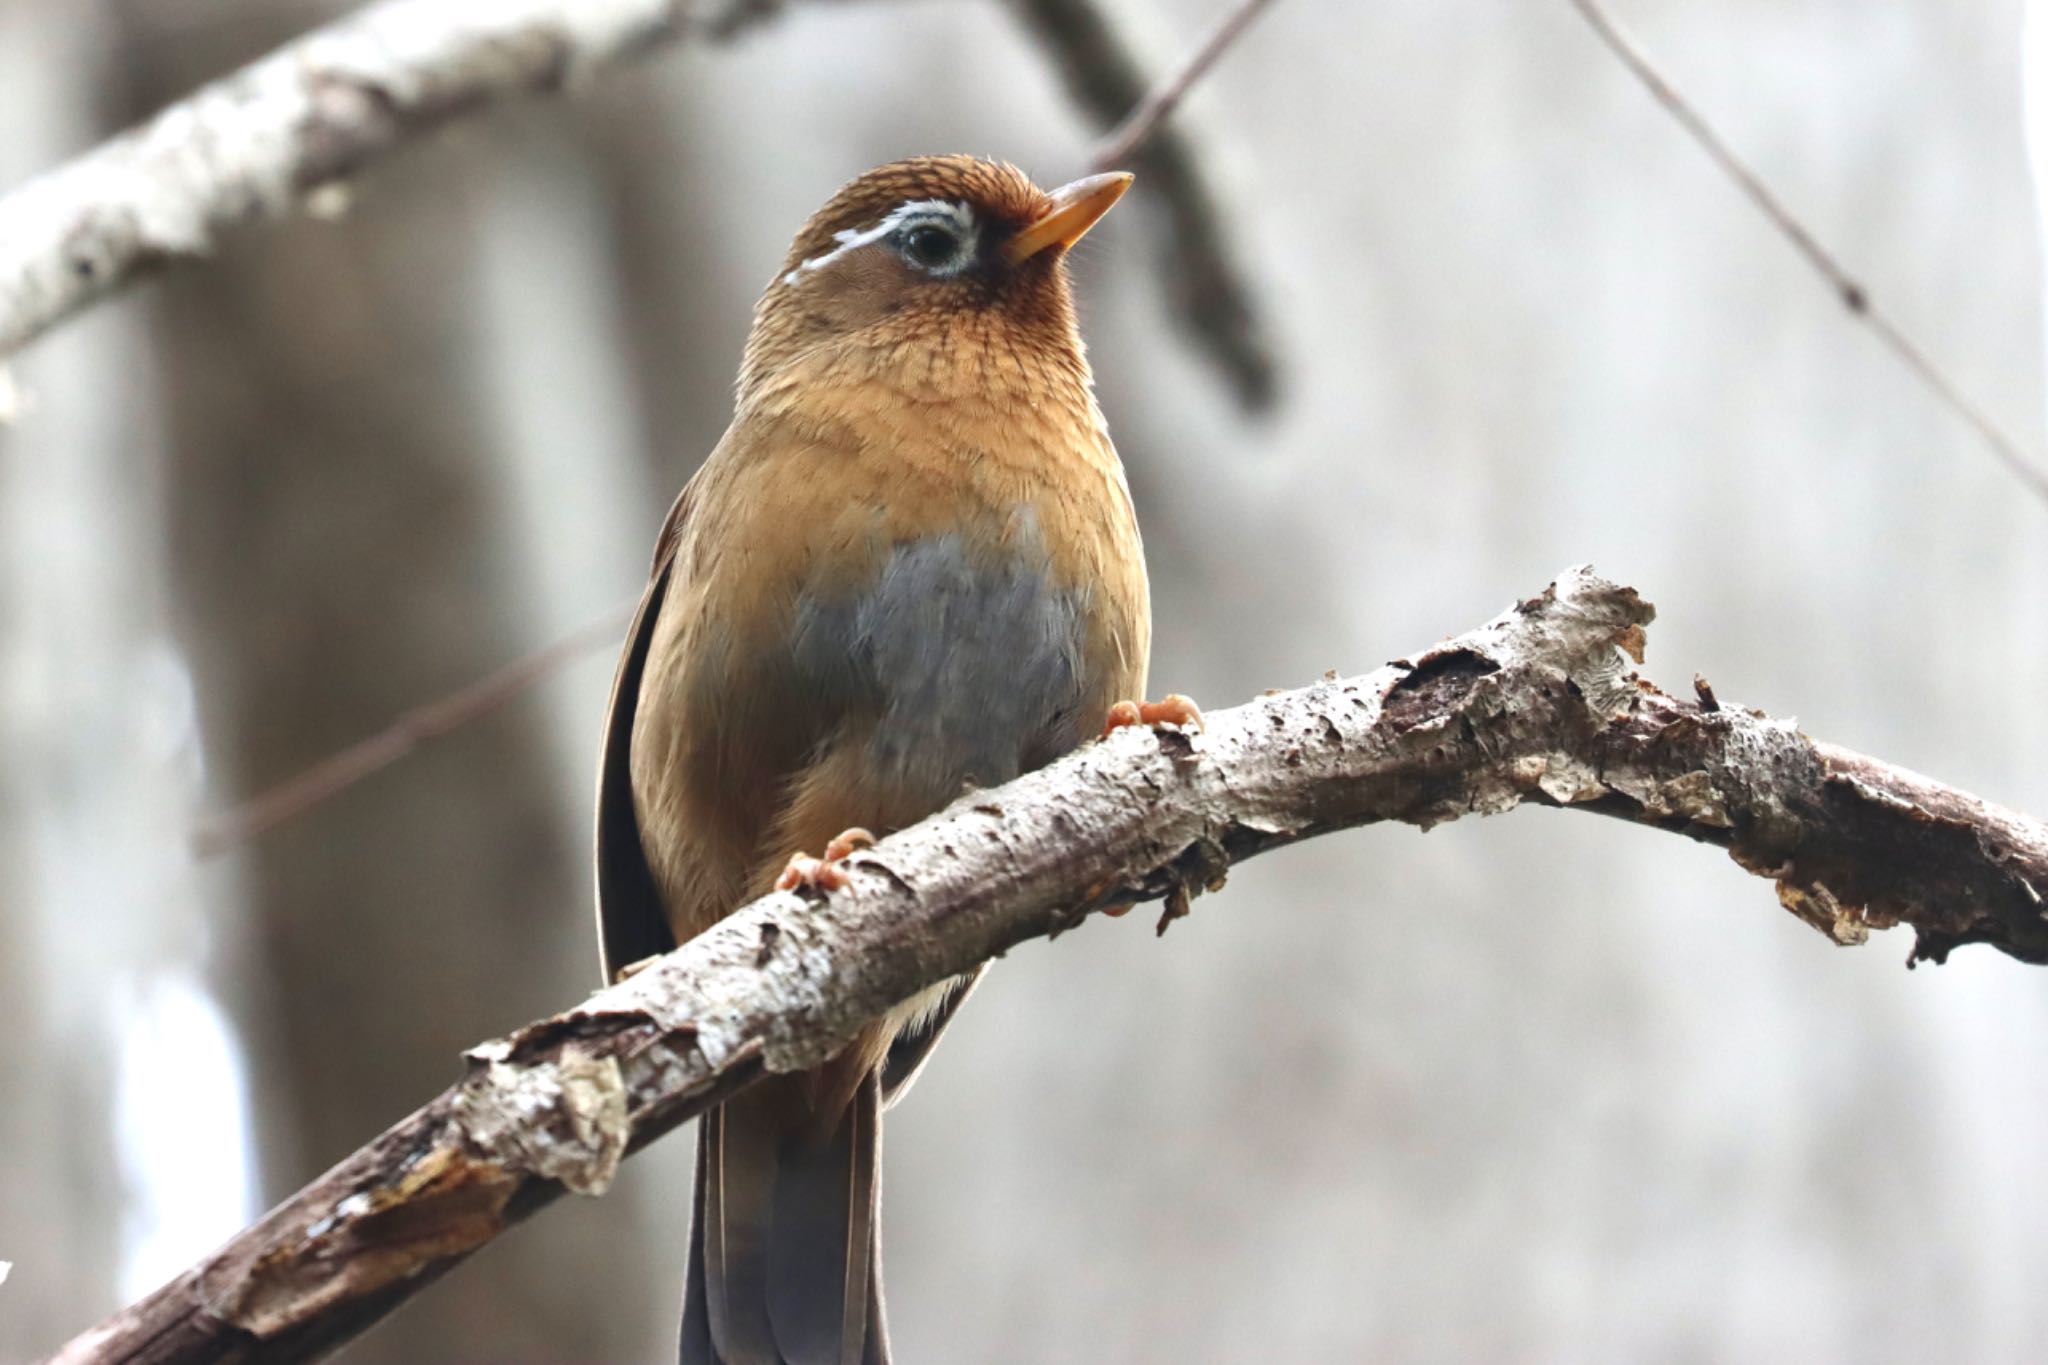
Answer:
791;530;1091;801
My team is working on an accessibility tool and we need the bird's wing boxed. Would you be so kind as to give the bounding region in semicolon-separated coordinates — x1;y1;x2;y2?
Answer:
594;485;693;985
879;967;986;1107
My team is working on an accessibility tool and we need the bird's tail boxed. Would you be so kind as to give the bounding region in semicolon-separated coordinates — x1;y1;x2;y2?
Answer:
682;1068;888;1365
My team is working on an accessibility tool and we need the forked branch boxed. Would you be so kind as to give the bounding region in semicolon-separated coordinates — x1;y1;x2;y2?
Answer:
45;567;2048;1364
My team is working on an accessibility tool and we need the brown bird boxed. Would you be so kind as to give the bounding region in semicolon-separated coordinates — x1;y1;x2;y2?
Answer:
595;155;1194;1364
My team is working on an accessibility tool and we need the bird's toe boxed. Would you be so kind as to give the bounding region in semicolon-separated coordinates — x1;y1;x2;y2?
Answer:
1102;692;1204;737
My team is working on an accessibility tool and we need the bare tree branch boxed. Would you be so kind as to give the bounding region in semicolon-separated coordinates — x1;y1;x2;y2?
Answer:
1010;0;1280;409
0;0;708;358
47;567;2048;1364
1565;0;2048;504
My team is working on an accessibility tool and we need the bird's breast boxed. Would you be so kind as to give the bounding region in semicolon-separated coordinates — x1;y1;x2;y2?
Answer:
789;518;1094;807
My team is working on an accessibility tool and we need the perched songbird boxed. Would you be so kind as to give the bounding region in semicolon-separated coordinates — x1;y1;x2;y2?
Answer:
596;156;1191;1364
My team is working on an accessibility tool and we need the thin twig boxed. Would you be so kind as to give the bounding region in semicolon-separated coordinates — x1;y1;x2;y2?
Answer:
189;605;634;857
1089;0;1278;172
1566;0;2048;503
1009;0;1280;408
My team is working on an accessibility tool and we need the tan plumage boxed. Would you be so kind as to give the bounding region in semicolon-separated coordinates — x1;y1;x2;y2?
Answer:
595;157;1150;1364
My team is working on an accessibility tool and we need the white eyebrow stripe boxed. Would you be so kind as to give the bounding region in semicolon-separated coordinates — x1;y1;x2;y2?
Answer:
782;199;977;285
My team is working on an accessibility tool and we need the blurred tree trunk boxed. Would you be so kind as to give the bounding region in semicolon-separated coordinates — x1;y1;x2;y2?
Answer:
577;71;752;495
109;6;668;1359
0;403;129;1346
1;3;160;1353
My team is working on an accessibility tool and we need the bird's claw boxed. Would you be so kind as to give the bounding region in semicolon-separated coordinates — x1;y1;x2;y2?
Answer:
775;827;876;893
1102;693;1204;737
1096;693;1203;917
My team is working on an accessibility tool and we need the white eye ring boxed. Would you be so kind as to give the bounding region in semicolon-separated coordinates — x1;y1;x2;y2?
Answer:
783;199;979;285
895;218;972;274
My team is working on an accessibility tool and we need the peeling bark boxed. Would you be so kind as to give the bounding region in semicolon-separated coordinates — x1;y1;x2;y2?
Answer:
43;567;2048;1364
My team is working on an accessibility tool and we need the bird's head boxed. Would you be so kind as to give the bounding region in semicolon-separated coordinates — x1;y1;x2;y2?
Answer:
738;156;1131;403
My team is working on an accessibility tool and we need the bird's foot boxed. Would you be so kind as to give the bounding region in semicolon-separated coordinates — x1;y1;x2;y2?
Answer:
1096;693;1203;918
775;827;876;893
1102;693;1204;737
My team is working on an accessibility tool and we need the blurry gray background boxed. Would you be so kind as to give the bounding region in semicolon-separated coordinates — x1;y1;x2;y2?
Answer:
5;0;2048;1360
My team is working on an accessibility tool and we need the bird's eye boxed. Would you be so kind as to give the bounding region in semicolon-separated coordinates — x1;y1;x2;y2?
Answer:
901;223;962;270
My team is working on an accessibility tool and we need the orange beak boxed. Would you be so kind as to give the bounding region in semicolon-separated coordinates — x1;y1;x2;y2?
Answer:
1004;172;1135;264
